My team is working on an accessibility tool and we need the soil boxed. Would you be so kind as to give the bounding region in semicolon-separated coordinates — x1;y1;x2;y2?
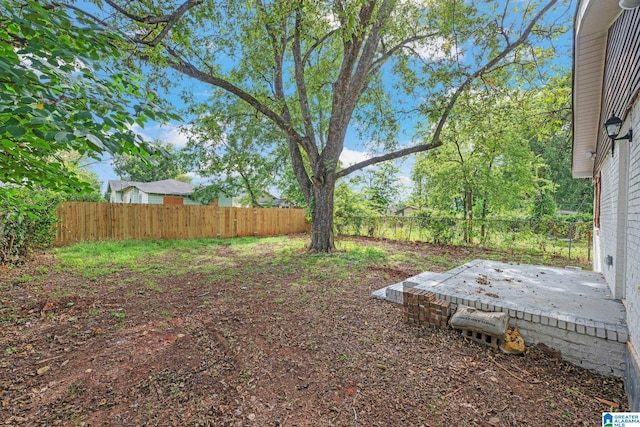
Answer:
0;235;628;426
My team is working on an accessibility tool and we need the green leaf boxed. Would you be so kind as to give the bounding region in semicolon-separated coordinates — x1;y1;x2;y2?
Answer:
6;126;26;138
54;131;72;142
85;133;105;150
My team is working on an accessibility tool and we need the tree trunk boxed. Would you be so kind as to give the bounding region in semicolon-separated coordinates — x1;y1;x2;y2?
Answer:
480;198;488;239
309;180;336;252
464;188;473;244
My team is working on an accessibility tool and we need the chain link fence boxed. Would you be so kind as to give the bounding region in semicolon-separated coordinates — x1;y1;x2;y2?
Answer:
336;216;593;262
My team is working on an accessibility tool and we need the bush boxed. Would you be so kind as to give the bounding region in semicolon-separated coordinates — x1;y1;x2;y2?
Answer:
0;188;63;265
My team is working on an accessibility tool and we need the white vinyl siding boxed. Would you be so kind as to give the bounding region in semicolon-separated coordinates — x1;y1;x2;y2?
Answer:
147;194;164;204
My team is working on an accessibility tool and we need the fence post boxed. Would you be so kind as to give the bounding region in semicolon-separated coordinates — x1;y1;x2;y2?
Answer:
568;223;573;260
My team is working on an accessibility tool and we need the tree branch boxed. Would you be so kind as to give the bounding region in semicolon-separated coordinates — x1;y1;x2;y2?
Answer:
336;140;443;178
164;46;301;144
301;29;339;66
293;10;318;149
368;33;439;74
102;0;201;25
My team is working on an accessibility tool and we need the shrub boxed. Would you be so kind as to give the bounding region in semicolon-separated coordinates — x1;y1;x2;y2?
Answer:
0;188;63;265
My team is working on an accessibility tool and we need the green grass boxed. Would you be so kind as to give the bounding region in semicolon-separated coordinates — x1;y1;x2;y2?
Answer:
50;234;589;294
55;239;230;268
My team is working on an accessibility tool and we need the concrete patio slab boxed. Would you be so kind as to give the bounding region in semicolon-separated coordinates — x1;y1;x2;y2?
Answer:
374;260;628;377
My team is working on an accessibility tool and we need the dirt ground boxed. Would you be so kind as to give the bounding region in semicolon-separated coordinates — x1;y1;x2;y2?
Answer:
0;235;628;426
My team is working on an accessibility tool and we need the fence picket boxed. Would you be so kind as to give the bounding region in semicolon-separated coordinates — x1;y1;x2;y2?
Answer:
53;202;309;246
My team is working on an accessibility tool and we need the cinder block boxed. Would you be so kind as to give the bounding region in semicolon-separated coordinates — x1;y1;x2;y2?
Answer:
596;328;607;339
557;320;566;329
586;326;596;337
524;312;532;322
516;311;524;319
549;317;558;328
576;324;586;335
541;316;549;326
532;314;540;323
618;330;629;343
509;309;516;317
567;322;576;332
607;329;618;341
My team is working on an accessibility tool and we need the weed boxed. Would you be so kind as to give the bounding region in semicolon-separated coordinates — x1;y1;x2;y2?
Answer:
111;310;126;320
227;337;236;349
565;387;579;395
145;280;164;293
11;274;33;285
170;383;181;395
69;384;83;396
5;347;16;355
35;266;49;275
273;297;285;304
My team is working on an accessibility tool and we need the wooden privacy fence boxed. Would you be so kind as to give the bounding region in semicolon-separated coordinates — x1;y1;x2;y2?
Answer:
54;202;310;246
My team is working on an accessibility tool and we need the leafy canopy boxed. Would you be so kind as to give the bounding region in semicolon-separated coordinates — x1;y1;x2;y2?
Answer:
113;142;188;182
0;0;178;196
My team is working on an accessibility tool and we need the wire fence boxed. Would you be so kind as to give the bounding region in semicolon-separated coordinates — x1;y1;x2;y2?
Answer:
336;216;593;262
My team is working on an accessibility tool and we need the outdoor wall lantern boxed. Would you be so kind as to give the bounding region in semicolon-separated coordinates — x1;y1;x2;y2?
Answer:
603;114;633;157
619;0;640;9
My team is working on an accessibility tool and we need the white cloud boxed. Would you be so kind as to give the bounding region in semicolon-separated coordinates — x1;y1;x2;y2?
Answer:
412;36;462;61
128;122;193;148
340;147;371;166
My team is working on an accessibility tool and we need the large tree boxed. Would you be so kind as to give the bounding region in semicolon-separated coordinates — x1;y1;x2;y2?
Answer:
0;0;177;202
73;0;567;251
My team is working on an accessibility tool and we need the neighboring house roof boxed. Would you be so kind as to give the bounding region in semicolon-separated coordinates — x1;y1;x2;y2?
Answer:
108;179;194;196
398;205;418;212
572;0;623;178
108;180;143;193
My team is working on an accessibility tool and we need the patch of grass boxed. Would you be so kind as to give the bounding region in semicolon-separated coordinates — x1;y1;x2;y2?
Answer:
69;384;83;396
159;309;173;320
56;239;229;269
51;286;75;299
145;280;164;293
111;310;126;320
35;266;49;275
11;274;34;285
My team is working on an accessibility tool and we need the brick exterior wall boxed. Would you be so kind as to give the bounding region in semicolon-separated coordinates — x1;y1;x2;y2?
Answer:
596;98;640;408
597;140;622;296
625;101;640;347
